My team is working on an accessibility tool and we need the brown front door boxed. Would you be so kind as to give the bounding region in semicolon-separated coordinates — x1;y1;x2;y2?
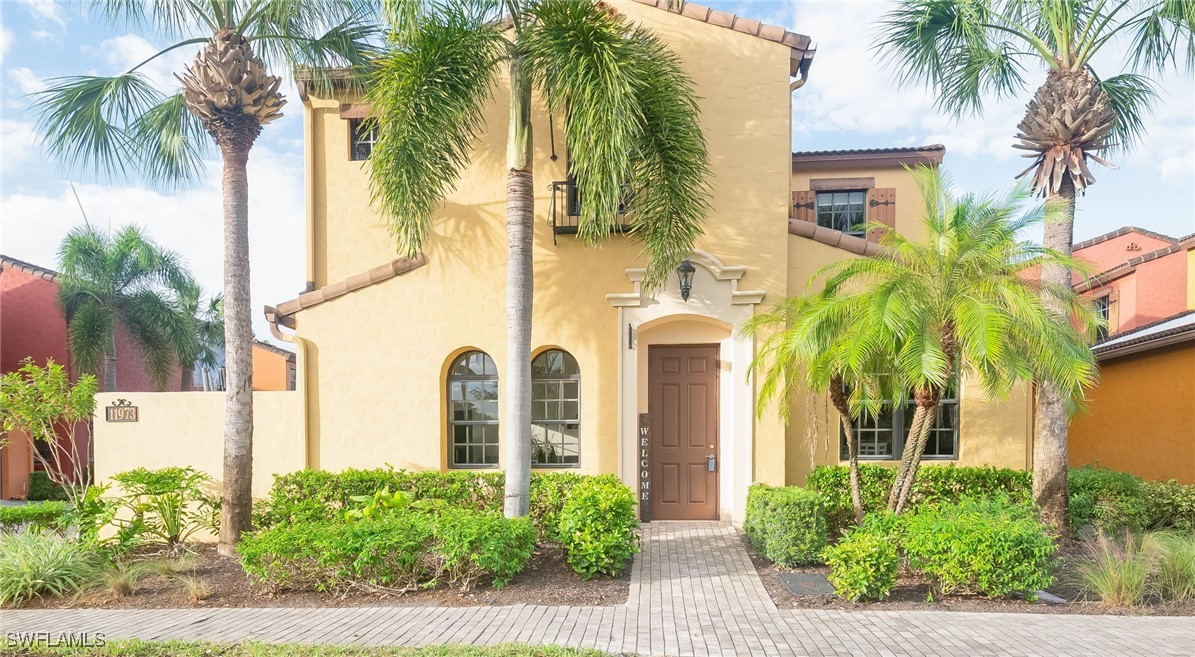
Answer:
649;345;719;520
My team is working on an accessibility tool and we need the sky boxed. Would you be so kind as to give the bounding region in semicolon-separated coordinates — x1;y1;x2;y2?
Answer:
2;1;1194;343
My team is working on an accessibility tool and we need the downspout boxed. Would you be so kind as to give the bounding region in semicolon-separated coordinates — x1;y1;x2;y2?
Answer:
790;48;815;92
265;307;310;470
303;98;317;292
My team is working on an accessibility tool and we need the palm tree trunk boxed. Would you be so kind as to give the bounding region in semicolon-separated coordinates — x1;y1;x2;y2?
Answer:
829;377;864;525
218;144;255;556
104;332;118;392
1034;178;1076;535
180;365;194;392
503;54;534;518
887;398;934;512
893;399;937;514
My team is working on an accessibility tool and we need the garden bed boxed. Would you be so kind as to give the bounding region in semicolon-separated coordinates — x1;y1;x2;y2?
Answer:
743;533;1194;616
22;543;629;610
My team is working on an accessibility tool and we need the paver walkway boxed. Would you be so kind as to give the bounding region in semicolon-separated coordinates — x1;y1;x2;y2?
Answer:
2;522;1192;656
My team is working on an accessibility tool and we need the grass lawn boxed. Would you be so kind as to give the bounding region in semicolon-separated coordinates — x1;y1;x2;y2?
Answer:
11;640;614;657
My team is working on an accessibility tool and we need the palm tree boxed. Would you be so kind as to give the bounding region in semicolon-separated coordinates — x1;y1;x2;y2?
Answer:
367;0;710;517
33;1;376;554
875;0;1194;529
176;281;225;392
752;167;1100;514
748;295;894;527
57;224;196;392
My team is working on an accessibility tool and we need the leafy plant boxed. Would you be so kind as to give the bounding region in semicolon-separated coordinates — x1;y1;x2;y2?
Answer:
0;531;96;607
27;471;67;502
110;467;219;550
0;501;70;533
0;360;98;510
1069;466;1149;536
900;496;1056;599
239;510;535;594
1143;480;1195;532
557;477;639;580
823;530;900;602
344;488;415;522
744;485;828;566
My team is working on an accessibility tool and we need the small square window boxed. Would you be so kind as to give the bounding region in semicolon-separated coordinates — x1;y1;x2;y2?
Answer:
349;118;377;161
815;190;867;236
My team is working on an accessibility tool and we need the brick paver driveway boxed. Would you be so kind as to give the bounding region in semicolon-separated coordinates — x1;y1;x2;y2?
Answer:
2;522;1191;656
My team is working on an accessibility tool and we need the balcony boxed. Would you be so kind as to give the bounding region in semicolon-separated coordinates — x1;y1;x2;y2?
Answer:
548;179;631;245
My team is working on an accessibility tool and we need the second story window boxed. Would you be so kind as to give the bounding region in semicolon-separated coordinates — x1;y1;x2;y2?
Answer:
1094;295;1111;341
816;190;867;237
349;119;377;161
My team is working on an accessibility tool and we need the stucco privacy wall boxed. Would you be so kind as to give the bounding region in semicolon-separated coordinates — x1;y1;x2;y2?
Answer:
93;392;304;500
1069;344;1195;484
296;1;793;504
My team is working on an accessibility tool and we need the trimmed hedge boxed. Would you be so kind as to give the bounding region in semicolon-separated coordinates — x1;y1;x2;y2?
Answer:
558;477;639;579
822;529;899;602
26;472;66;502
238;509;536;593
0;501;69;532
900;497;1056;598
1068;466;1148;535
253;469;603;541
805;464;1031;535
1144;480;1195;532
744;484;827;566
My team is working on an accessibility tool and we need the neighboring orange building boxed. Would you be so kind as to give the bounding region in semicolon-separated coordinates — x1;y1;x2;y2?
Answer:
1069;311;1195;484
1072;227;1195;338
252;340;296;391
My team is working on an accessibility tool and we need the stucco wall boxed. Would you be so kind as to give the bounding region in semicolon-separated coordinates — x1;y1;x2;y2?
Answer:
296;1;793;488
1076;232;1174;272
93;391;306;499
252;344;294;391
1070;344;1195;484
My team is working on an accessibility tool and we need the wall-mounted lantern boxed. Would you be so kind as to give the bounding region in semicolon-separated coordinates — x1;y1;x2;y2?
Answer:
676;259;696;302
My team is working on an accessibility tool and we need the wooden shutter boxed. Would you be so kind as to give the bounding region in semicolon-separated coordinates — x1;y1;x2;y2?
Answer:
866;188;896;242
793;190;815;222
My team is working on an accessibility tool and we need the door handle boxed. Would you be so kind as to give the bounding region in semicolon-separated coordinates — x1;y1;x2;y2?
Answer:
706;454;716;472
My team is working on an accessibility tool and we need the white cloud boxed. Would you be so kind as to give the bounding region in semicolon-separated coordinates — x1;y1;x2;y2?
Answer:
0;120;39;174
8;66;46;95
0;147;307;340
17;0;66;28
83;34;202;90
0;25;13;64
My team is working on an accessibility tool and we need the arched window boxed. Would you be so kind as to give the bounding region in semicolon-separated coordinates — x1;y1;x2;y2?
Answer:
447;351;498;468
531;349;580;467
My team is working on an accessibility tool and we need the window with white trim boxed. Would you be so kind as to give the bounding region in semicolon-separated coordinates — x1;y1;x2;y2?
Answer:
447;351;499;468
839;383;959;460
349;118;377;161
531;349;580;467
816;190;867;237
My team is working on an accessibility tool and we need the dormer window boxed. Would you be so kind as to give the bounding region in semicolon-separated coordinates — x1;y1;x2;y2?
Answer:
349;118;377;161
816;190;867;237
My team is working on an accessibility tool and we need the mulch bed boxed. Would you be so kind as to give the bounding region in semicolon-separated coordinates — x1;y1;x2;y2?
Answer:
742;533;1195;616
25;543;629;610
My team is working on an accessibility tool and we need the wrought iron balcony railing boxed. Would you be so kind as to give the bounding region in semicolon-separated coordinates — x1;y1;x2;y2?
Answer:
548;179;631;245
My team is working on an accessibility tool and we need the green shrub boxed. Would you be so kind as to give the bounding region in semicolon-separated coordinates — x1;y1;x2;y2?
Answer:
744;484;827;566
822;529;899;601
0;531;96;607
900;496;1055;599
1149;532;1195;602
110;467;219;549
557;477;639;579
804;464;1032;536
1069;466;1148;535
255;469;596;541
26;471;66;502
0;501;70;533
1143;480;1195;531
238;509;535;593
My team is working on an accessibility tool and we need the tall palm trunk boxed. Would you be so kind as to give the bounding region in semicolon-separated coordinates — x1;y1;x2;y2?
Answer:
104;331;118;391
829;376;864;525
503;55;534;518
887;399;934;512
218;145;255;555
1034;178;1076;534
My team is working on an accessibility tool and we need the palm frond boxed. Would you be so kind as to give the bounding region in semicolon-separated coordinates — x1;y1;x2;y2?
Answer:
89;0;218;36
1127;0;1195;73
64;301;115;378
1095;72;1157;153
129;92;209;187
248;0;382;96
366;1;505;256
32;74;165;181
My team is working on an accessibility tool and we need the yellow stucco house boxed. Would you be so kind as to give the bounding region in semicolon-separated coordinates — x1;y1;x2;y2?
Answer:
95;1;1034;523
